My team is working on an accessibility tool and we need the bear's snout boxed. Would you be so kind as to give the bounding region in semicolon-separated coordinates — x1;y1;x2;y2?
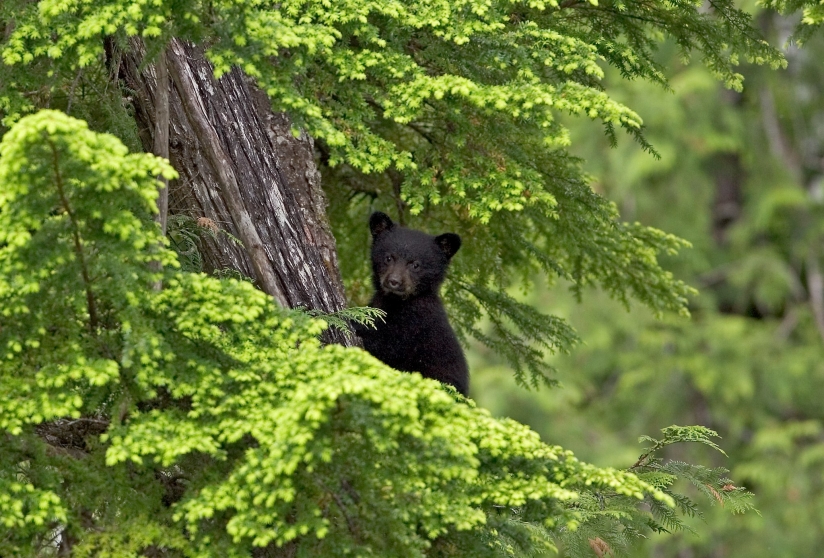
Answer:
380;266;414;297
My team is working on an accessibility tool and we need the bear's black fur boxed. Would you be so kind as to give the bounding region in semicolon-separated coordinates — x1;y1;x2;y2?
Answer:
358;211;469;396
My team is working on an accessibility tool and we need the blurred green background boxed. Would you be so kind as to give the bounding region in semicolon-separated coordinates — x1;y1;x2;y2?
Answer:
468;10;824;558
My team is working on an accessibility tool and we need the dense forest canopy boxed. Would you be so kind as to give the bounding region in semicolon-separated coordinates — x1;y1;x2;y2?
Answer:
473;6;824;555
1;0;821;556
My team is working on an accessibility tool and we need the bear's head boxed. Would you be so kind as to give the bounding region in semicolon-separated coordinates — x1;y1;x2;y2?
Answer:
369;212;460;299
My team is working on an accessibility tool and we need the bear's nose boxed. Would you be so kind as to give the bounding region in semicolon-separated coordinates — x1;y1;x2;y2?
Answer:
387;277;401;289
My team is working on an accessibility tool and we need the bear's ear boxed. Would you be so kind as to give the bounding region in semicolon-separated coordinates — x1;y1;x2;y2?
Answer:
435;233;461;259
369;211;395;238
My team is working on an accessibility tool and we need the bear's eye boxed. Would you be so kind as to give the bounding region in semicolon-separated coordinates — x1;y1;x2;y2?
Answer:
411;261;420;270
385;254;394;263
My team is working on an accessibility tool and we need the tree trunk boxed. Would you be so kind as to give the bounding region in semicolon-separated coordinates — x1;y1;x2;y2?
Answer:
152;46;170;237
110;38;356;346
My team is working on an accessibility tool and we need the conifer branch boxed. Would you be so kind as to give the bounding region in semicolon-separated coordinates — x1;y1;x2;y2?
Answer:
48;137;99;333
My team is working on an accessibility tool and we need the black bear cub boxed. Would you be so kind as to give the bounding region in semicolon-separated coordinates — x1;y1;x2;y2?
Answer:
358;212;469;396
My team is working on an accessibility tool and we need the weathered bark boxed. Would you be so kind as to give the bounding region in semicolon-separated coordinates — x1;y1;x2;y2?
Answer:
152;46;170;237
112;38;356;345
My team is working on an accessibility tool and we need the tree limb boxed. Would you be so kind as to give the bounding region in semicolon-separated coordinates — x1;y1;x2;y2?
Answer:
49;138;99;332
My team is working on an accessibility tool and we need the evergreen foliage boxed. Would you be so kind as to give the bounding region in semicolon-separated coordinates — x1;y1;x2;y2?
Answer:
762;0;824;39
472;16;824;554
0;0;807;554
305;305;387;335
0;110;734;556
0;0;791;386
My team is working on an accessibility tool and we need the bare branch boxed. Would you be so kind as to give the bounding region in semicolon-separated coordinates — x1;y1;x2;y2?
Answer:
65;69;83;116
